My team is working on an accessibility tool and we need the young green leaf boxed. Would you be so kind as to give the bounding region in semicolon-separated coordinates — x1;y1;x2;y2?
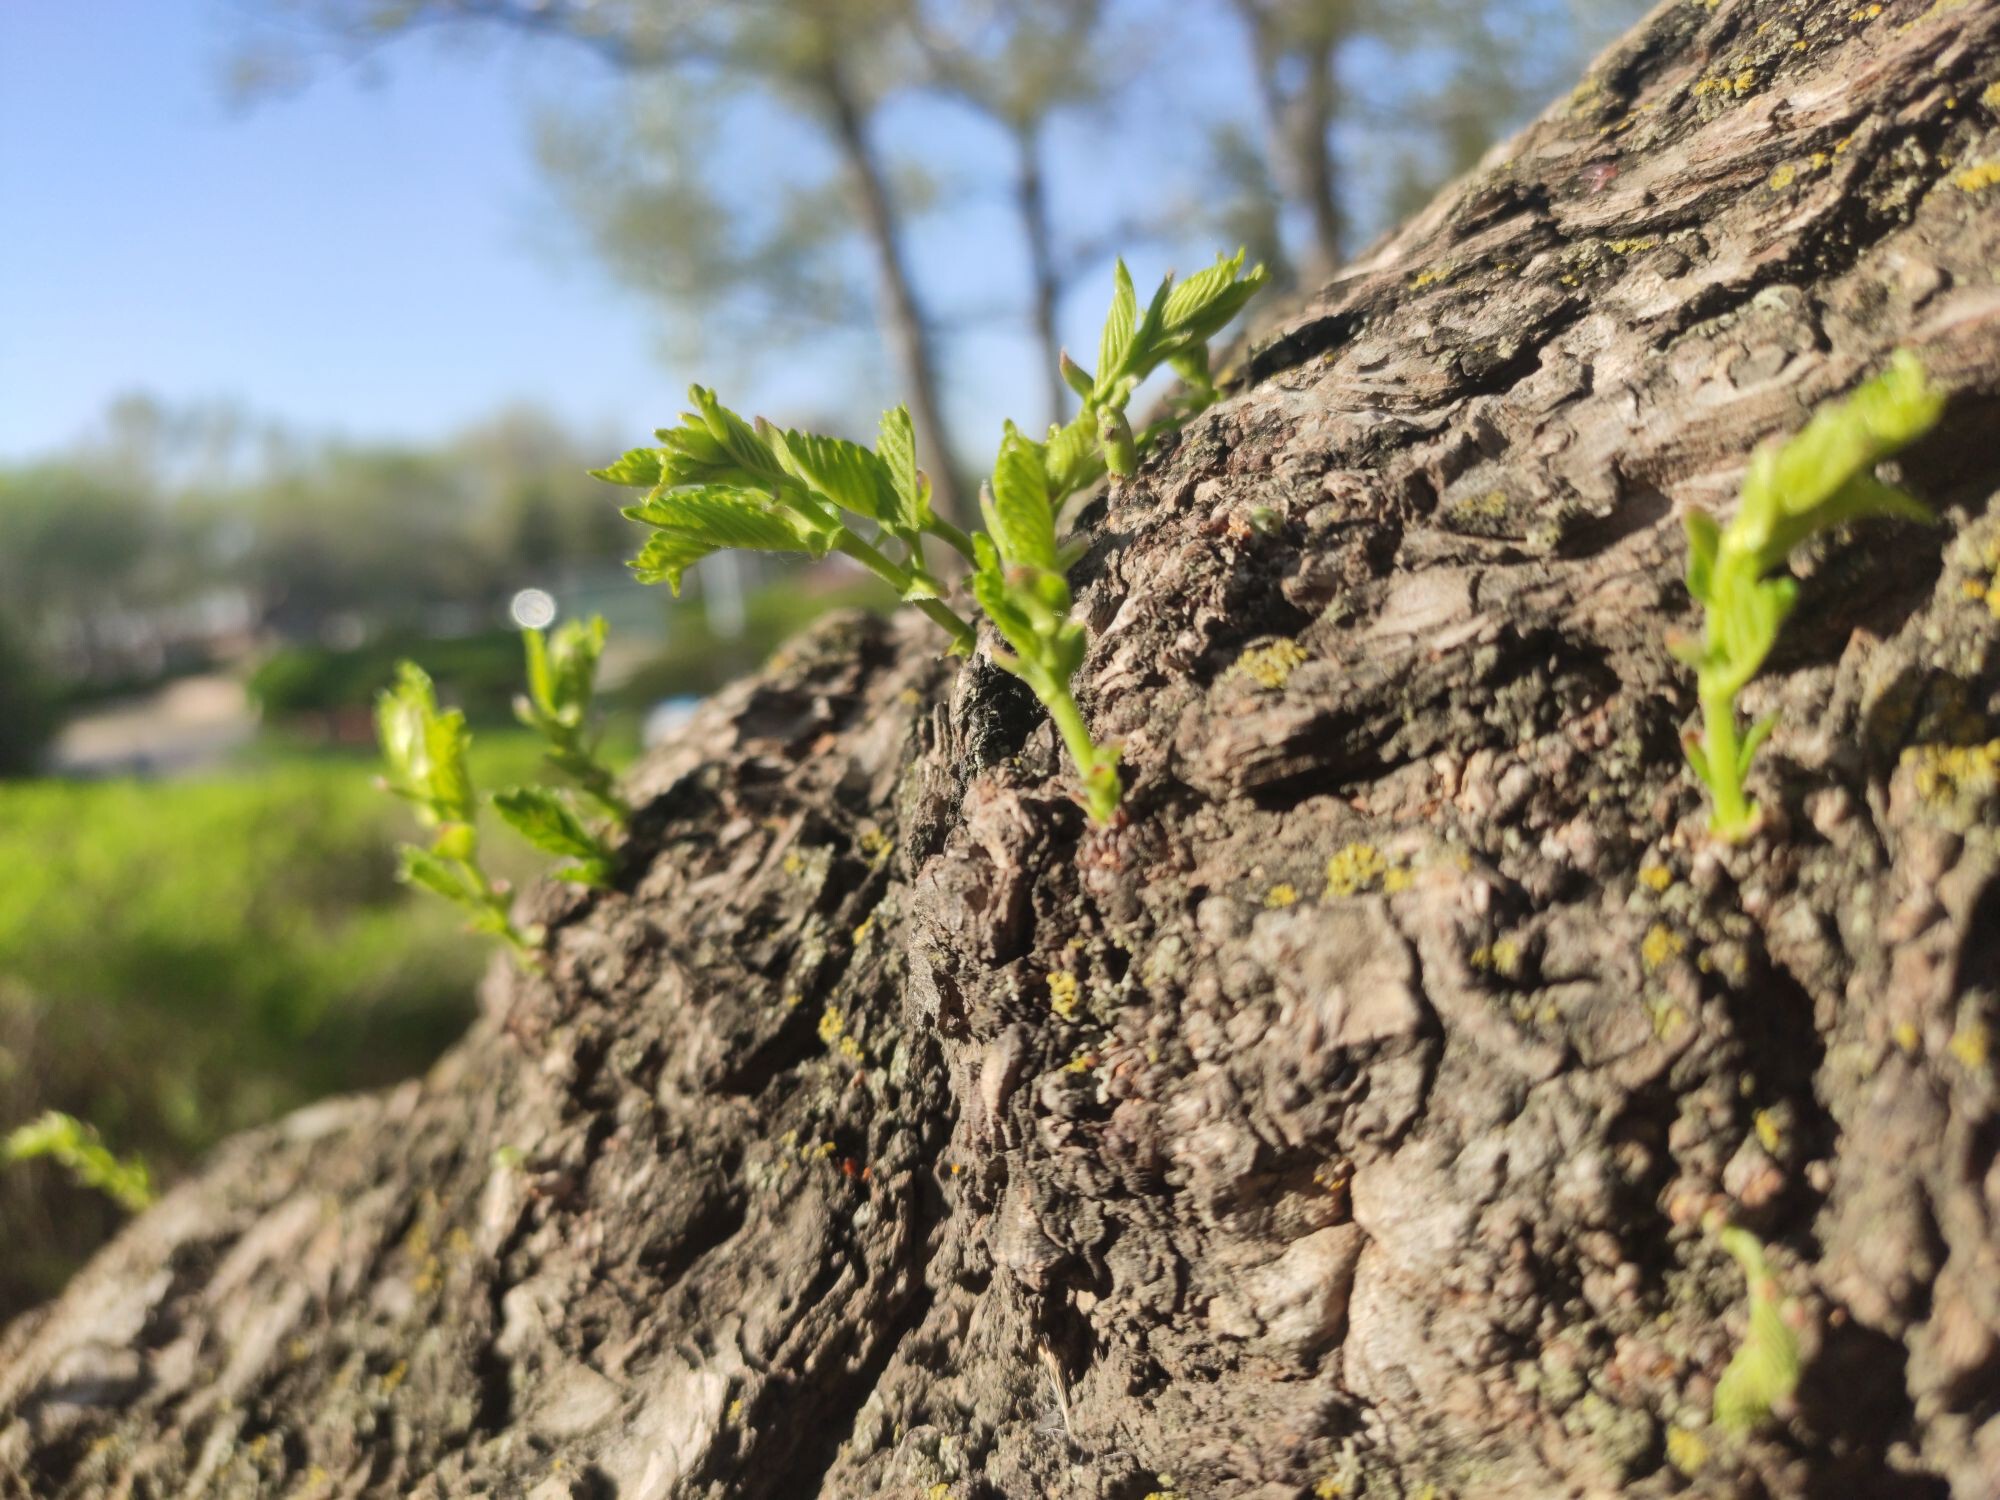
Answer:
493;786;613;887
689;385;787;485
1097;258;1138;390
1043;412;1102;497
422;711;475;826
764;426;899;526
1759;349;1943;531
1161;250;1269;347
1684;509;1720;604
1679;351;1942;838
3;1111;152;1213
375;663;475;827
875;405;932;533
374;662;433;804
545;615;606;720
985;425;1058;570
398;844;481;905
631;531;722;593
625;487;823;591
589;447;667;488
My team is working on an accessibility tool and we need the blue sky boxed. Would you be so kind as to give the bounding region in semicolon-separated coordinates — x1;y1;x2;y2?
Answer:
0;1;679;460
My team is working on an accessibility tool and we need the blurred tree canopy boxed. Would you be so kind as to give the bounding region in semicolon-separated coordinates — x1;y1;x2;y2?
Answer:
0;401;635;730
232;0;1642;504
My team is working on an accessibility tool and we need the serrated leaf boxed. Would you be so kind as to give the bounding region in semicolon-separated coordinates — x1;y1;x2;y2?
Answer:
767;426;899;524
689;385;784;482
493;786;604;862
987;426;1058;570
1098;258;1138;385
589;447;666;487
876;405;931;533
1044;412;1102;496
1130;268;1175;364
1161;250;1267;347
630;530;719;594
1162;250;1244;331
970;562;1035;660
398;844;479;905
625;486;820;592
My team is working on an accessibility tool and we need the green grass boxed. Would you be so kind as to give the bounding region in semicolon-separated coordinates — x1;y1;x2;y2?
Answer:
0;764;479;1145
0;710;644;1313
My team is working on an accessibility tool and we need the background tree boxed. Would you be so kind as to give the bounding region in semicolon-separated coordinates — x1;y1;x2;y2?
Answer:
1213;0;1630;272
244;0;972;524
912;0;1118;429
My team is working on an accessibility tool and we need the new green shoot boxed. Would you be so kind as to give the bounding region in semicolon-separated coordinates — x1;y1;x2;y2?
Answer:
596;250;1267;823
515;614;629;824
4;1110;153;1213
1678;351;1942;838
1712;1224;1801;1435
376;663;540;954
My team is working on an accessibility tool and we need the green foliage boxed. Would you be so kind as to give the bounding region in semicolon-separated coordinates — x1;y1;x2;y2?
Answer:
0;764;483;1144
491;787;615;887
250;628;525;724
1678;352;1943;838
965;250;1268;823
0;758;489;1312
515;616;630;824
1712;1225;1801;1436
376;664;539;953
3;1112;153;1214
600;249;1267;823
603;386;971;637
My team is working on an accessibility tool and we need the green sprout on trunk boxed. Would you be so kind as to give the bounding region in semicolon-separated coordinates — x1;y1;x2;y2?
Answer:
491;615;623;888
1712;1224;1801;1436
1677;351;1942;839
4;1110;153;1214
595;250;1267;823
376;663;540;955
515;615;628;825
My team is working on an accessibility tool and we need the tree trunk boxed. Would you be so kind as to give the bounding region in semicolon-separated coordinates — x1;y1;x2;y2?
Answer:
1293;31;1342;275
1234;0;1346;278
821;59;969;528
7;3;2000;1497
1013;121;1069;431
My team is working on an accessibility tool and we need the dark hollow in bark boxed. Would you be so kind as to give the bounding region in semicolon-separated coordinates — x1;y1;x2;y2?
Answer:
5;1;2000;1495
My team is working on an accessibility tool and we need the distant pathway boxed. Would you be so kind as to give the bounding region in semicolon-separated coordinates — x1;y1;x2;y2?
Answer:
49;675;256;778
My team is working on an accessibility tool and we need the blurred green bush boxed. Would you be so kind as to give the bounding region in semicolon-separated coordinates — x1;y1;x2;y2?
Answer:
248;628;525;725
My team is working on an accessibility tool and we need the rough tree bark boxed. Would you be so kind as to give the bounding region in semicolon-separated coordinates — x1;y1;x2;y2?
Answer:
6;0;2000;1495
